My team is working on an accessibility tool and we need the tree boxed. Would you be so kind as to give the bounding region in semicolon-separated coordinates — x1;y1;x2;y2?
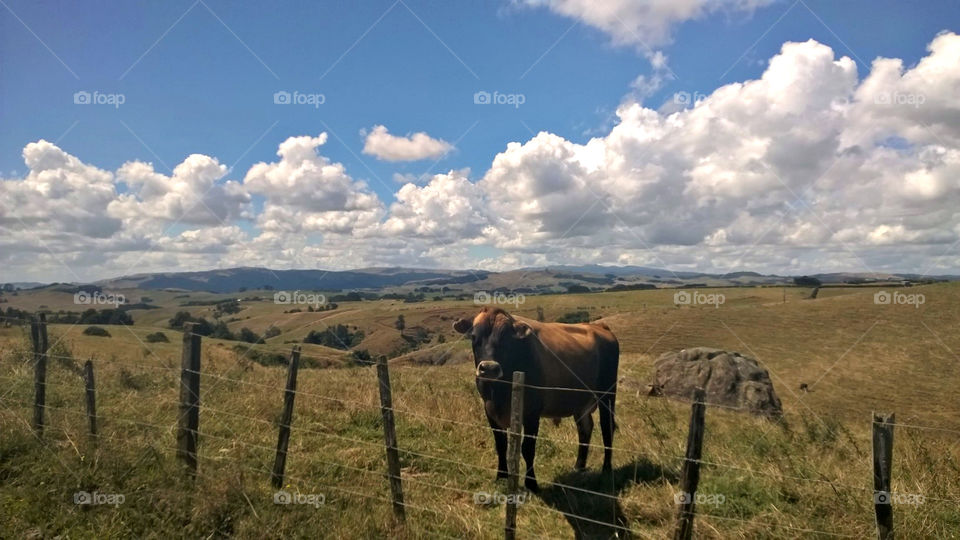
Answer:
395;314;405;333
793;276;822;287
239;327;263;344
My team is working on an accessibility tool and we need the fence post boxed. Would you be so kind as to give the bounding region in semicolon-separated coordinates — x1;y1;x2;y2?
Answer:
176;323;201;476
504;370;525;540
873;412;895;540
31;313;49;436
83;360;97;441
376;355;405;521
674;387;706;540
271;346;301;489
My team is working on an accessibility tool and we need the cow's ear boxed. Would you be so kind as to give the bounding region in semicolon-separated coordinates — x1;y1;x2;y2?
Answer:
453;318;472;334
513;321;532;339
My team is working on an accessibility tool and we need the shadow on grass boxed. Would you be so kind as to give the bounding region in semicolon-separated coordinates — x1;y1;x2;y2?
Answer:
536;458;677;539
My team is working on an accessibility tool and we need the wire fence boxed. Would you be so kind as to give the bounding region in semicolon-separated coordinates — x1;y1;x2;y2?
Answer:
2;317;959;538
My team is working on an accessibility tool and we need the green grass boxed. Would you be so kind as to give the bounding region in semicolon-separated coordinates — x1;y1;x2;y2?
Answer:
1;284;959;537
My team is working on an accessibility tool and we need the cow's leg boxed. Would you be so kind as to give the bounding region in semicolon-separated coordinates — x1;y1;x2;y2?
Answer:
521;415;540;492
574;411;593;471
487;414;508;479
598;389;616;473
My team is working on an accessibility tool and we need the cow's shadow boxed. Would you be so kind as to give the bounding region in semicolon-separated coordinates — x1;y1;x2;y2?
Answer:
535;458;677;539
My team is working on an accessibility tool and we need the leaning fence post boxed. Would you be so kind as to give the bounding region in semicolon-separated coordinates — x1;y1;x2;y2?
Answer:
504;370;525;540
873;412;895;540
376;355;405;521
271;346;301;488
674;387;706;540
31;313;49;436
176;322;202;476
83;360;97;442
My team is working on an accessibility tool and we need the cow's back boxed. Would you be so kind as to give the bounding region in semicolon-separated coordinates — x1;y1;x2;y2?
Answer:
522;317;619;417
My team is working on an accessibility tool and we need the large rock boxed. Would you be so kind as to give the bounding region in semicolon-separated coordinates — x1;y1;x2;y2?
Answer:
649;347;782;417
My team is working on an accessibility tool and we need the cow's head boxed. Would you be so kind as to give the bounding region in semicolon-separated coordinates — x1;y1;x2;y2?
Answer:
453;307;532;382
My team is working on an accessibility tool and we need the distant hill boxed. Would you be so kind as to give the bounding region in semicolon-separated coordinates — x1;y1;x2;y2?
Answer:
97;267;484;294
8;265;951;294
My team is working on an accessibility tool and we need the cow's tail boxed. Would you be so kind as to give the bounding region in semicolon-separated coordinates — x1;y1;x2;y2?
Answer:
598;335;619;434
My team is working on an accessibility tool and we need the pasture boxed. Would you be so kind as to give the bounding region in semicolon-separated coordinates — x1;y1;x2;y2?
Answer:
1;283;958;538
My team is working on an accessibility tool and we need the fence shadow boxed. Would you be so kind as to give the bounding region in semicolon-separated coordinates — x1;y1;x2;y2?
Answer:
536;458;677;539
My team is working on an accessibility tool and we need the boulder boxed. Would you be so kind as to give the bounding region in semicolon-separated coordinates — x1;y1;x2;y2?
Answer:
649;347;782;417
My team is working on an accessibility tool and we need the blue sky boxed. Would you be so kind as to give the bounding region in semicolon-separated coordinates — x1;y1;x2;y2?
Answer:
2;0;952;194
2;0;960;281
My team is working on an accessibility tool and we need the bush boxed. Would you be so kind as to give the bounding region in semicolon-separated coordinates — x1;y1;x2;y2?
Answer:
238;327;263;344
304;325;364;350
794;276;822;287
556;310;590;324
263;326;281;339
348;349;373;366
145;332;169;343
83;326;111;337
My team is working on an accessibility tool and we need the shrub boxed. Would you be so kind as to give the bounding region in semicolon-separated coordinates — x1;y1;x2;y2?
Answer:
83;326;111;337
263;326;281;339
145;332;169;343
556;310;590;324
304;325;364;350
238;327;263;344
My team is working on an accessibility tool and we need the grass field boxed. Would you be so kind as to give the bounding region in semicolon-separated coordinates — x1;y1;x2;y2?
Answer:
1;284;958;538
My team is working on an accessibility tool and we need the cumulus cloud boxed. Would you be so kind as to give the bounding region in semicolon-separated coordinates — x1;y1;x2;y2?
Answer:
110;154;250;225
362;125;454;161
473;32;960;274
382;169;490;241
245;134;384;235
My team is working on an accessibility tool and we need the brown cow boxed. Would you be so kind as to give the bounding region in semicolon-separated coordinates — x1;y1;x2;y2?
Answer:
453;307;619;492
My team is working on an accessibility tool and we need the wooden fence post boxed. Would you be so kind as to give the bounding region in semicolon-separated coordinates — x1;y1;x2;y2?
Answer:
504;370;525;540
83;360;97;441
873;412;895;540
674;387;706;540
376;355;405;521
271;347;301;488
31;313;48;436
176;323;202;476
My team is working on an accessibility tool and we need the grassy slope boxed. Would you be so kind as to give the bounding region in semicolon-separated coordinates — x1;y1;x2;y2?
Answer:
0;284;958;538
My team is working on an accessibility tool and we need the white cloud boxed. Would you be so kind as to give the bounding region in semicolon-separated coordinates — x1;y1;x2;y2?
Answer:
382;169;489;241
110;154;250;225
244;134;384;235
362;125;454;161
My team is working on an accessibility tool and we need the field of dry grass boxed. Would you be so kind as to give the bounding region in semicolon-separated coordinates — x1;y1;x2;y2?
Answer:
1;283;958;538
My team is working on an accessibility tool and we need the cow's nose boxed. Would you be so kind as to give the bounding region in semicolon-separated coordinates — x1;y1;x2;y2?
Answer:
476;360;503;379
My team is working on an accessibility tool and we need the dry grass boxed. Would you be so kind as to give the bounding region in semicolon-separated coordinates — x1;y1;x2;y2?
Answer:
1;284;958;538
